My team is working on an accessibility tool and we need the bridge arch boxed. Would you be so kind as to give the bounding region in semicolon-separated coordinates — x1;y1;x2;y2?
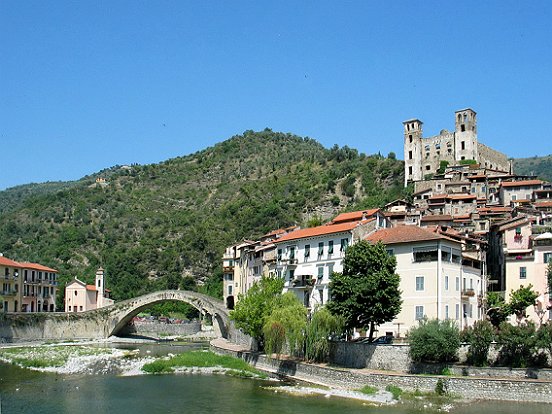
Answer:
104;290;230;338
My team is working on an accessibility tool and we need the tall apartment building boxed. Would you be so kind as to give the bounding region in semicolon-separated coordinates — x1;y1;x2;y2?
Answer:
0;254;58;312
403;109;511;186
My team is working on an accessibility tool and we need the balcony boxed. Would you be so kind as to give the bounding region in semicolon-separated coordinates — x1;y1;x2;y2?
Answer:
1;290;17;297
291;276;315;288
222;266;235;273
462;288;476;299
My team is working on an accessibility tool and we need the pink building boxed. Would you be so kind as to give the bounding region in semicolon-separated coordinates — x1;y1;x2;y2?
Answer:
64;268;114;312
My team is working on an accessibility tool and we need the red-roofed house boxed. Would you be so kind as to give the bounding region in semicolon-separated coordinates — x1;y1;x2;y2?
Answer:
0;254;58;313
365;226;484;336
499;180;543;206
65;268;114;312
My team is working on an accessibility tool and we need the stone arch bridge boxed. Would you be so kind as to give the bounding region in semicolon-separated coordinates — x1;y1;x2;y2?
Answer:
0;290;245;344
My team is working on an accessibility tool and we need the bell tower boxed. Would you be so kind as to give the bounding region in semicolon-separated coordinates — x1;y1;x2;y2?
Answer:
403;118;423;186
454;108;478;163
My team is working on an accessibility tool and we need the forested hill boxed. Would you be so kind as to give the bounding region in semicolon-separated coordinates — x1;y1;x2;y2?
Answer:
514;154;552;182
0;129;406;306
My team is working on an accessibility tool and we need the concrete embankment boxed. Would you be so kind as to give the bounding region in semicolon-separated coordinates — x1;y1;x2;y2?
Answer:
210;338;552;404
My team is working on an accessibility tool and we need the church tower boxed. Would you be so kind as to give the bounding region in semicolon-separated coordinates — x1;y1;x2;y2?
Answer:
95;267;105;308
403;118;423;186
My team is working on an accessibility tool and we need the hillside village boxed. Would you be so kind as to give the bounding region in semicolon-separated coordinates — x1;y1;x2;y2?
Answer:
222;108;552;338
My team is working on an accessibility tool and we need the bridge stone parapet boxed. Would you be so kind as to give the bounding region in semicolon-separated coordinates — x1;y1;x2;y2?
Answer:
0;290;249;344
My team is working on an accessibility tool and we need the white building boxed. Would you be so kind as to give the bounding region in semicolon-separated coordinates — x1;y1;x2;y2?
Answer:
274;209;388;309
366;226;484;337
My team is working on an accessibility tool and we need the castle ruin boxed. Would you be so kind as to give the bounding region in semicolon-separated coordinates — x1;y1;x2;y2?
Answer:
403;108;511;186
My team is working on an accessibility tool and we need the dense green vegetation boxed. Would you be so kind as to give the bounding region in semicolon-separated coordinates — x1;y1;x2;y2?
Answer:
408;319;461;363
0;130;405;308
514;154;552;182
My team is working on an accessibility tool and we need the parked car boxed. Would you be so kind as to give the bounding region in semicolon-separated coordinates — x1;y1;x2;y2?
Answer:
372;335;393;344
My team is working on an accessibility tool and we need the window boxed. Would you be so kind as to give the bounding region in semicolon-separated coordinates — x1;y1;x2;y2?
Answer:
415;306;424;320
317;266;324;279
425;165;431;171
455;304;460;320
413;246;438;262
318;242;324;256
445;275;449;291
445;305;449;320
80;306;83;311
74;290;78;296
340;238;349;252
415;276;424;291
469;304;473;318
520;267;527;279
455;277;460;291
511;195;517;201
277;249;282;260
318;289;324;305
409;150;413;159
68;306;72;312
461;141;466;150
515;227;522;235
408;166;413;175
544;252;552;264
327;263;334;276
386;248;394;256
304;244;310;258
228;285;233;295
328;240;334;254
409;134;413;143
289;247;296;260
289;269;295;281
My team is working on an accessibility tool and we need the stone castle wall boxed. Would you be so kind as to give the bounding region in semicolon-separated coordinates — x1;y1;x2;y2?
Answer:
478;142;510;172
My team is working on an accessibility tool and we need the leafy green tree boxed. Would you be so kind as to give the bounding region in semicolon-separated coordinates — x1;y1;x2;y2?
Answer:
229;276;284;345
263;293;307;357
547;259;552;296
462;320;495;366
327;240;402;341
304;307;344;362
497;321;539;368
536;323;552;367
409;319;461;363
486;291;510;328
508;285;539;323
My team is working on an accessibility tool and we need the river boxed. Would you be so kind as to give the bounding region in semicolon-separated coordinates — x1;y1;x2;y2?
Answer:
0;342;550;414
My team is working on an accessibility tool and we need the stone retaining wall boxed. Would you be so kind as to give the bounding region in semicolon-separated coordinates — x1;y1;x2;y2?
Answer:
212;342;552;403
120;321;202;337
330;341;552;380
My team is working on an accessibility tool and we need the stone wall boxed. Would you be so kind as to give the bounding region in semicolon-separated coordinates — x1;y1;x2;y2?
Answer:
329;341;552;380
119;321;202;337
212;342;552;403
477;142;510;172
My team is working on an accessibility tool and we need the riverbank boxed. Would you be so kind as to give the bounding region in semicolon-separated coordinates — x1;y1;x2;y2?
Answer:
210;338;552;404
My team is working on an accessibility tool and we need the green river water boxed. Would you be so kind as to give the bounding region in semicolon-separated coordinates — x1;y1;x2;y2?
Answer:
0;343;550;414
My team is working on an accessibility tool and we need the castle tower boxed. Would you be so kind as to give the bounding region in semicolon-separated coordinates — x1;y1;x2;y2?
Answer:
95;267;105;308
403;118;423;186
454;108;479;163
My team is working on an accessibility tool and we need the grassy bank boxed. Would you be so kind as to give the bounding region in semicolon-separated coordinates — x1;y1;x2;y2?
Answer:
142;350;267;378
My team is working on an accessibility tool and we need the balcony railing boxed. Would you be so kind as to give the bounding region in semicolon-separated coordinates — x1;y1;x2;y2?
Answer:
291;277;315;288
1;290;17;297
461;288;476;298
222;266;234;273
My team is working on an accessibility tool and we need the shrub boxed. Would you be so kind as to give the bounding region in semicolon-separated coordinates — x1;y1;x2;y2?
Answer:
408;319;460;363
385;385;403;400
463;320;495;366
536;323;552;367
497;322;539;368
359;385;377;395
435;379;449;396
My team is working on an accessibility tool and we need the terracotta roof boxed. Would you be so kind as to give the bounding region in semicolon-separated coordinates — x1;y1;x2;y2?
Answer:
448;194;477;200
365;226;456;245
500;180;543;188
331;209;380;224
535;201;552;208
0;256;57;272
276;220;372;243
0;256;22;267
19;262;58;273
86;285;97;291
420;215;453;222
429;194;448;199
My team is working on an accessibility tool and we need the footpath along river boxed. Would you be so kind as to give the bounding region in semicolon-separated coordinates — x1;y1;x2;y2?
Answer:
0;342;550;414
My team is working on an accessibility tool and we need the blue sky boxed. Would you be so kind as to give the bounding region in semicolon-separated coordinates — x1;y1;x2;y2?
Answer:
1;1;551;190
